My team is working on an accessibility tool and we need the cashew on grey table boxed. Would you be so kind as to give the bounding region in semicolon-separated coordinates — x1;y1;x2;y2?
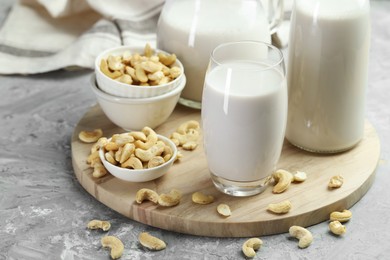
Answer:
1;1;390;260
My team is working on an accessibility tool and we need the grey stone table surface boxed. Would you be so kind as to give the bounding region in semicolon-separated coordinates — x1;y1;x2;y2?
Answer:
1;1;390;260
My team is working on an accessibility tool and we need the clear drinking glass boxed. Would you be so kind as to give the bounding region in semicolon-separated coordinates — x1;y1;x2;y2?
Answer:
201;41;287;197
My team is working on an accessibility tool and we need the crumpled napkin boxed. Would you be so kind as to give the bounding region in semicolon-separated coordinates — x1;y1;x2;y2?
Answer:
0;0;164;74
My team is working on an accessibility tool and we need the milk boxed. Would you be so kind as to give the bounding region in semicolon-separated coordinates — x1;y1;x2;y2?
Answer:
202;61;287;182
157;0;271;104
286;0;370;152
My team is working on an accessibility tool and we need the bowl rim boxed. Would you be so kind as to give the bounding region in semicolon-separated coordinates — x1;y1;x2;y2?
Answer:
98;134;178;181
90;73;186;104
95;45;184;90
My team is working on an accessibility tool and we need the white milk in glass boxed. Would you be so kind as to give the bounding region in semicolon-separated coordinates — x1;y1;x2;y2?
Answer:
202;61;287;182
286;0;370;152
157;0;271;103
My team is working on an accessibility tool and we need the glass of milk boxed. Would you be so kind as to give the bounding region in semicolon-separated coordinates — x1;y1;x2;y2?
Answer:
201;41;287;197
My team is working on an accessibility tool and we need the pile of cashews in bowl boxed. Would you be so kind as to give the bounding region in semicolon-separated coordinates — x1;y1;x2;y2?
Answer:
91;44;186;131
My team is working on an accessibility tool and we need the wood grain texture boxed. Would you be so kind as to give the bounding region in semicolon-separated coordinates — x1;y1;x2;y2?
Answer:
71;104;380;237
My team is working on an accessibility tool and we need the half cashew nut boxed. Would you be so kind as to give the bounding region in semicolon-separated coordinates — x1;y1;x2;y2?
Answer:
217;204;232;217
79;129;103;143
328;175;344;189
101;236;124;259
87;219;111;231
242;238;263;258
293;171;307;182
135;188;159;204
192;191;214;205
158;189;182;207
289;226;313;248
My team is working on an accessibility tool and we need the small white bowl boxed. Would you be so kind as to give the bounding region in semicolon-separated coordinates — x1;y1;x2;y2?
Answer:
99;135;177;182
95;45;184;98
90;73;186;131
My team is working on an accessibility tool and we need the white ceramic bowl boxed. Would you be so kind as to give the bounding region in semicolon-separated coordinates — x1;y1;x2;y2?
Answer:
90;74;186;131
95;45;185;98
99;135;177;182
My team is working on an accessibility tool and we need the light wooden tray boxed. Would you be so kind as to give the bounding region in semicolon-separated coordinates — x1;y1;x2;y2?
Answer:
71;104;380;237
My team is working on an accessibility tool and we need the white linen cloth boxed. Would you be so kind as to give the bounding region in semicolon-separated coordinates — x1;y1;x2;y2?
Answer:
0;0;164;74
0;0;291;75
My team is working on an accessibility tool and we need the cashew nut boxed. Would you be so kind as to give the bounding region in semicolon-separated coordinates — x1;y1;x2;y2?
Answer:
192;191;214;205
100;59;122;79
177;120;200;134
87;150;100;165
329;221;346;235
119;143;135;164
79;129;103;143
169;66;182;79
101;236;124;259
138;232;166;251
162;145;173;162
115;74;133;85
135;64;148;83
217;204;232;217
289;226;313;248
104;141;120;151
135;141;165;162
158;52;176;66
107;55;124;71
147;156;165;168
267;200;292;214
293;171;307;182
87;219;111;231
140;61;163;73
135;127;158;150
144;43;153;57
272;169;294;194
91;137;108;153
328;175;344;189
105;151;117;165
92;161;107;178
330;209;352;222
129;131;147;142
158;189;182;207
242;238;263;258
111;133;134;146
135;188;159;204
121;156;143;169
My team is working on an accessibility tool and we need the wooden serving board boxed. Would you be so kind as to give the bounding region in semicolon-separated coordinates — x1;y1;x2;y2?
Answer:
71;104;380;237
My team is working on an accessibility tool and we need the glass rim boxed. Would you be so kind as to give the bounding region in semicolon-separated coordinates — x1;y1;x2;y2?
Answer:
210;40;284;71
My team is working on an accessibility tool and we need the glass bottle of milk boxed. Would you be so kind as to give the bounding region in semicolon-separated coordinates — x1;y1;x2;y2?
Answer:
157;0;284;109
285;0;371;153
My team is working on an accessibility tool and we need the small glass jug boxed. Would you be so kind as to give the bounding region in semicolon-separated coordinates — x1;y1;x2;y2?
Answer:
157;0;284;109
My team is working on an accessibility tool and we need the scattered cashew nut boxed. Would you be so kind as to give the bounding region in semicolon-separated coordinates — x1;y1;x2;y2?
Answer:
192;191;214;205
79;129;103;143
170;120;200;151
217;204;232;217
267;200;292;214
272;169;294;194
242;238;263;258
101;236;124;259
289;226;313;248
328;175;344;189
330;209;352;222
158;189;182;207
135;188;159;204
87;219;111;231
293;171;307;182
329;221;346;235
138;232;166;251
92;161;108;178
